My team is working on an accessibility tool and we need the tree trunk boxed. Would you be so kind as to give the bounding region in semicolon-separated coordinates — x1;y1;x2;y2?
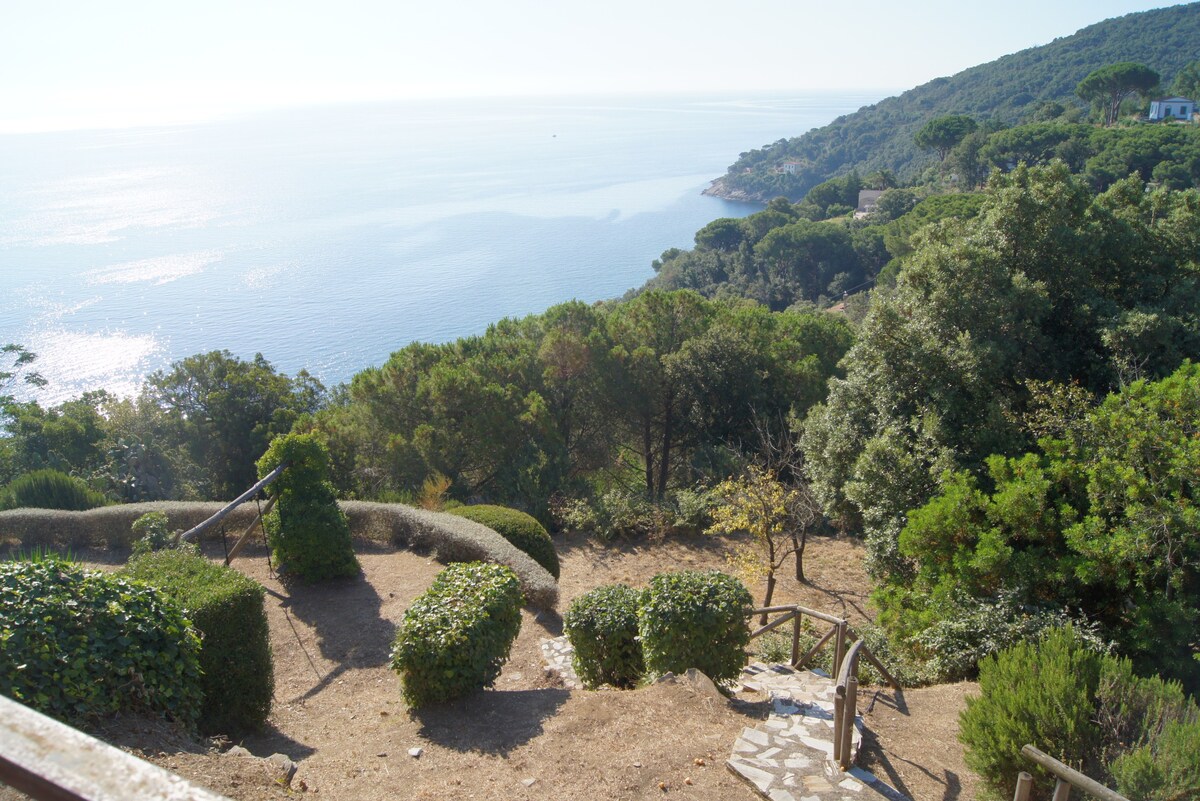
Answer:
760;572;776;626
657;396;673;501
792;530;807;583
642;417;655;497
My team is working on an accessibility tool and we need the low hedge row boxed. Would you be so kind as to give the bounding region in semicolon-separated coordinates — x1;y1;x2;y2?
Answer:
341;501;558;608
565;570;753;689
0;557;202;728
122;549;274;735
448;504;560;579
390;562;524;707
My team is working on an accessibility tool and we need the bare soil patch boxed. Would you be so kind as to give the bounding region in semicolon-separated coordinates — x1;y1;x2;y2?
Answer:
1;532;979;800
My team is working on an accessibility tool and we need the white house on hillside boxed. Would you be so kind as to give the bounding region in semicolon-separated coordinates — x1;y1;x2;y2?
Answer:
1149;97;1195;121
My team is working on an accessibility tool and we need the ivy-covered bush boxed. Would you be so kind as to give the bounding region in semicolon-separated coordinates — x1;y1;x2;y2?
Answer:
390;562;524;707
130;511;174;555
638;570;752;685
1;469;110;511
960;626;1200;800
257;433;359;581
0;557;202;728
122;549;273;735
448;504;560;579
564;584;643;689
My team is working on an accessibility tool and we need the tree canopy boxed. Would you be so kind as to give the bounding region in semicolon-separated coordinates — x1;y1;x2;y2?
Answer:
1075;62;1160;125
913;115;978;161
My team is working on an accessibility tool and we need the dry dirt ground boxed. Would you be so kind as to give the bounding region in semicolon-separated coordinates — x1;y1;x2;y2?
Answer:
1;532;980;801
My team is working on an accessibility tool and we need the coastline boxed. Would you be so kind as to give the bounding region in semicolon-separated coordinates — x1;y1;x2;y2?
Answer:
701;177;760;204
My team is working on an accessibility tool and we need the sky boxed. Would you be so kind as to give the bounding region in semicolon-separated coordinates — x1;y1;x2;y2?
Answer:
0;0;1191;133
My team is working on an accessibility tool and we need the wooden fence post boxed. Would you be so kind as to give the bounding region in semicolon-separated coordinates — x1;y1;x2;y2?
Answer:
1013;772;1033;801
791;611;802;667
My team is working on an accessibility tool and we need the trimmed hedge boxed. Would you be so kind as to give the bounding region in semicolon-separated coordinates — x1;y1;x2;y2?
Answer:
1;469;110;511
638;570;752;685
448;504;560;579
390;562;524;707
0;501;559;608
122;549;273;735
341;502;558;608
564;584;644;689
0;557;202;728
257;434;359;581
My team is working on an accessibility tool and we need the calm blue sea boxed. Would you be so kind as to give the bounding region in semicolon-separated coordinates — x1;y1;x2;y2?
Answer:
0;92;885;404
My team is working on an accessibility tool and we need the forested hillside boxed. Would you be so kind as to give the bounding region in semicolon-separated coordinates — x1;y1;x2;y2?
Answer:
712;2;1200;200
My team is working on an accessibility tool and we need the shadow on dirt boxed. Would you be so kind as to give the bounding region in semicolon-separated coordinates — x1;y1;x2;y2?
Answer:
259;567;392;704
411;688;571;755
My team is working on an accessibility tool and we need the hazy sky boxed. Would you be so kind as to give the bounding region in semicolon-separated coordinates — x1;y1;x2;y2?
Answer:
0;0;1190;132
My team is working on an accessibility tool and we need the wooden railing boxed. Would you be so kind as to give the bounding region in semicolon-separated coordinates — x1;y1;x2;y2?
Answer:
1012;745;1130;801
0;694;232;801
746;604;900;771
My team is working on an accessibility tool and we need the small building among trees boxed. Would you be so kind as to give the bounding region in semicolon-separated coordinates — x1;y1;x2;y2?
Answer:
1149;96;1196;121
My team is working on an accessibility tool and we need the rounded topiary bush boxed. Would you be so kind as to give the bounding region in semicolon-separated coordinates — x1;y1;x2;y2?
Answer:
0;557;202;728
564;584;644;689
390;562;524;707
122;549;273;735
448;504;559;579
638;569;752;685
257;433;359;581
1;469;110;511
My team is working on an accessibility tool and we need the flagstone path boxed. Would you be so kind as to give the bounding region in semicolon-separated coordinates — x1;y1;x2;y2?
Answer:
540;637;910;801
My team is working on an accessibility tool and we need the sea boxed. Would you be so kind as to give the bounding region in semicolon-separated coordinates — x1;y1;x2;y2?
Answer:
0;92;886;405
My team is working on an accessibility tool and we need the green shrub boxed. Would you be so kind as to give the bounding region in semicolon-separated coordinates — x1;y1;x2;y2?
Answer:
390;562;524;707
257;433;359;581
638;570;752;685
122;549;273;735
564;584;644;689
959;627;1104;798
448;504;559;579
1;469;110;511
959;626;1200;799
130;511;174;555
0;557;202;728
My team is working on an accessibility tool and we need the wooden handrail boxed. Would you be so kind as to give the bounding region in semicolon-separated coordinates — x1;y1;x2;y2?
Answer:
177;462;287;543
1014;745;1130;801
0;694;232;801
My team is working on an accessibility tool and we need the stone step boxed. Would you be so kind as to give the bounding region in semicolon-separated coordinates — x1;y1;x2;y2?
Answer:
727;663;909;801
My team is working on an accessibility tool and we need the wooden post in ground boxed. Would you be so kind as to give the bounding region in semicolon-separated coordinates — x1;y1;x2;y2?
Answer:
832;691;845;764
791;610;802;667
833;621;846;676
1013;772;1033;801
1052;780;1071;801
838;675;858;770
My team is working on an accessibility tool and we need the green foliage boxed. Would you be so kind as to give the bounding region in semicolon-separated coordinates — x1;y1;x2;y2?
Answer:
913;115;978;160
390;562;524;707
0;557;202;729
959;628;1105;799
448;504;559;579
717;4;1200;199
564;584;644;689
130;511;174;555
1171;59;1200;102
258;433;359;581
122;549;273;735
802;166;1200;604
637;570;752;685
1076;62;1160;125
144;350;325;500
877;363;1200;687
1;468;111;511
960;628;1200;800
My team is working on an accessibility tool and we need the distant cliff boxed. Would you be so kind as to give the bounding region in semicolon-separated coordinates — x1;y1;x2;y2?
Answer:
711;2;1200;201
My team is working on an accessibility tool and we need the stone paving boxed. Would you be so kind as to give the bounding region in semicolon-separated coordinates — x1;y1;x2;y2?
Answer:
730;663;908;801
538;639;908;801
539;635;583;689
